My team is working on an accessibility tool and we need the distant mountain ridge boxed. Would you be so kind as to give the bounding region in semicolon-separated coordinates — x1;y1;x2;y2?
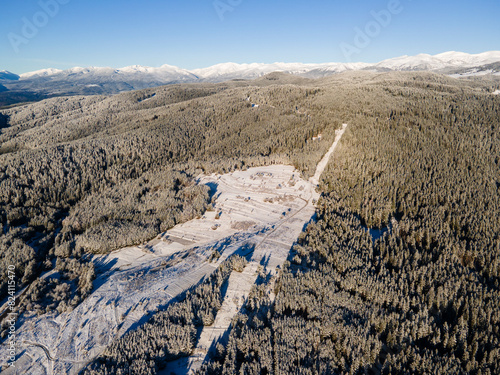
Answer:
10;51;500;79
1;51;499;104
0;70;20;81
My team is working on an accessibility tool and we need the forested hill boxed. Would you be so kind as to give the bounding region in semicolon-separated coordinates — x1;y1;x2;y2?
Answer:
1;72;499;375
199;74;500;375
0;72;350;324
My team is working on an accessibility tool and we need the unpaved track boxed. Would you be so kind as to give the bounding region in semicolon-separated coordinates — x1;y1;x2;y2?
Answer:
23;341;55;361
310;123;348;186
167;193;315;374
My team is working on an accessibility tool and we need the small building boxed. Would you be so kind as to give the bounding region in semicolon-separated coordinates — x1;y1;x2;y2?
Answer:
312;134;323;141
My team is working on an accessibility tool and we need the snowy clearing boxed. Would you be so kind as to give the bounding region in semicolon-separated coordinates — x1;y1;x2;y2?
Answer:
0;124;347;375
166;124;348;374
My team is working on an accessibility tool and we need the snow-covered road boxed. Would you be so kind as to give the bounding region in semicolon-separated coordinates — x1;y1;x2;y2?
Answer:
310;123;348;186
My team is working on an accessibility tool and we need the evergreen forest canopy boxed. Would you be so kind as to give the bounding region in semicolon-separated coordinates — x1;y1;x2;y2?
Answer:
0;71;499;374
0;73;349;323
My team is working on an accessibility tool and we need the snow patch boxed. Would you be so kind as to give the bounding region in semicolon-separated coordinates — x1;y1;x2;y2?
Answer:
20;68;63;79
310;123;348;186
1;166;318;375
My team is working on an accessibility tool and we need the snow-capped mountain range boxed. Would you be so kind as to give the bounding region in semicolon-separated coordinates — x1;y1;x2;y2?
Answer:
372;51;500;71
1;51;499;98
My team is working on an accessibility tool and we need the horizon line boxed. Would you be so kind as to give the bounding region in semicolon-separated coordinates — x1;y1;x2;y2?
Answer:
3;50;500;76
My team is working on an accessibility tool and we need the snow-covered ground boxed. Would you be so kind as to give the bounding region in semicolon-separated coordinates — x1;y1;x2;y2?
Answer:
1;125;347;375
449;69;496;78
310;123;347;186
0;171;313;374
166;124;348;374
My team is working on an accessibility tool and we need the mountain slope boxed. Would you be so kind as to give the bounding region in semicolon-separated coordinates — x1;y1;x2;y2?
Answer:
0;71;499;375
374;51;500;71
1;52;499;107
2;65;199;97
191;62;371;81
0;70;19;81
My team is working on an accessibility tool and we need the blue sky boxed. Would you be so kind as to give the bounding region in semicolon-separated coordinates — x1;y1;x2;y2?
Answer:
1;0;499;74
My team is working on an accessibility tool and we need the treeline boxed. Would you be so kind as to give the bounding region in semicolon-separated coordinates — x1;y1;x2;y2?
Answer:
15;257;95;316
82;255;248;375
199;74;500;374
0;91;51;109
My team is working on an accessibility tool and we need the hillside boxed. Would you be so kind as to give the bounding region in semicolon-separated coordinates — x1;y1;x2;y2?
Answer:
200;74;500;375
0;71;499;374
0;73;347;329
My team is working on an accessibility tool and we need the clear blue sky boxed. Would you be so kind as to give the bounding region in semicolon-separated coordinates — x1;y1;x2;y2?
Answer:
0;0;499;74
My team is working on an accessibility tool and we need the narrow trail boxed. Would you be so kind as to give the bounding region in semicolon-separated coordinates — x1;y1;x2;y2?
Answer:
168;123;348;374
23;341;55;362
22;340;90;368
310;123;348;186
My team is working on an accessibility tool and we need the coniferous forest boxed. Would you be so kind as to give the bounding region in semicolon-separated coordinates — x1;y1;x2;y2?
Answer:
0;71;499;374
0;74;342;326
200;75;500;375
